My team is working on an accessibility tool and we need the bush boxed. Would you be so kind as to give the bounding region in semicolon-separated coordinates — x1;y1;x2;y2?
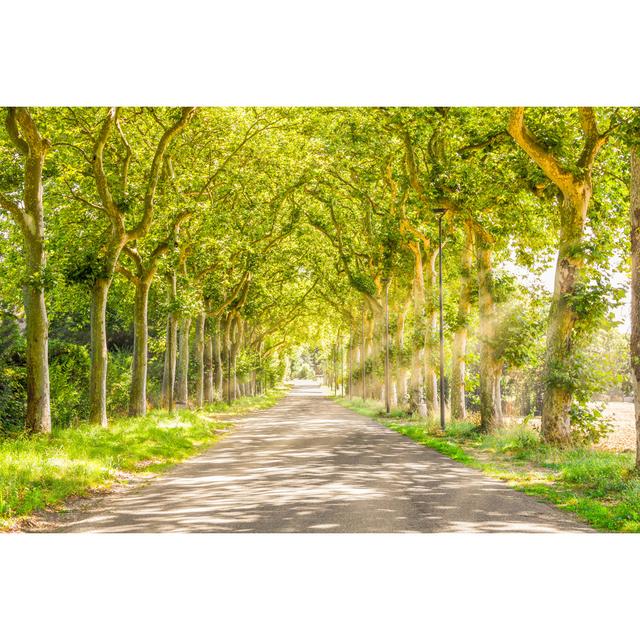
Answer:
0;317;26;434
0;362;26;434
49;340;91;427
106;349;133;416
569;402;613;446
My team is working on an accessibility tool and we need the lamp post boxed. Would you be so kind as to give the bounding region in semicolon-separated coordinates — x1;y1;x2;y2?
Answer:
433;208;447;432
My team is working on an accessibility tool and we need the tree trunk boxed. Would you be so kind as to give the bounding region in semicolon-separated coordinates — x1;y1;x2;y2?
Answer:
424;250;438;417
161;312;178;411
23;238;51;433
213;319;223;400
230;341;239;401
408;241;426;415
89;278;110;426
507;107;604;446
204;328;214;404
2;109;52;434
477;241;502;432
195;312;205;408
541;195;589;445
128;279;151;417
451;223;474;420
395;305;409;408
176;316;191;407
161;272;178;411
631;146;640;469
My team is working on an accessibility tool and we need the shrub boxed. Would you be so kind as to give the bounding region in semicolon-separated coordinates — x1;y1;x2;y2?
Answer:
569;402;613;446
49;340;91;427
106;349;133;416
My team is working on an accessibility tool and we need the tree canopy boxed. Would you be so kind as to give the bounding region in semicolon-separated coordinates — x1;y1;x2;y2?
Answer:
0;106;637;459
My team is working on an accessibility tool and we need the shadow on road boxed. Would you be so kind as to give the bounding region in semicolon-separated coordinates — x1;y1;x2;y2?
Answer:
55;380;591;533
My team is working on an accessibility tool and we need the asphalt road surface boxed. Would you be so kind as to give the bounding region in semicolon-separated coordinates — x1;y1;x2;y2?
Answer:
54;381;591;532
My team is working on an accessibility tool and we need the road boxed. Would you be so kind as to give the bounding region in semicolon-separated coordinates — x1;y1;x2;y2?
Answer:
54;381;590;532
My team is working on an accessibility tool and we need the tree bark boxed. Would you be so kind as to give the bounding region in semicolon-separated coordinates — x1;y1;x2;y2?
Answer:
86;107;195;424
204;327;214;404
630;146;640;469
128;279;151;417
176;316;191;407
407;241;427;416
162;311;178;411
424;249;438;417
195;312;205;408
23;238;51;433
540;195;589;445
230;341;239;401
451;222;474;420
395;304;409;407
162;272;178;411
89;278;110;426
1;108;52;434
213;318;223;400
508;106;607;445
477;240;502;432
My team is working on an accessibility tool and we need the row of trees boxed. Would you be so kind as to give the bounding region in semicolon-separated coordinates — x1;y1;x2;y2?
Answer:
0;107;323;433
1;107;638;466
302;108;634;454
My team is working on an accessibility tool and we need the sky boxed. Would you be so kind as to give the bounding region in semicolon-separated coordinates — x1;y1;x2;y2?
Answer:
510;254;631;332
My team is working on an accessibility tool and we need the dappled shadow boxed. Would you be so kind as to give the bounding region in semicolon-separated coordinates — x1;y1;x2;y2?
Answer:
56;380;591;533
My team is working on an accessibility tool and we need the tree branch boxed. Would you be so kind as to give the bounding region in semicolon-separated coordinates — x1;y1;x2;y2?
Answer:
0;191;23;225
5;108;29;155
507;107;580;203
128;107;196;240
92;107;124;230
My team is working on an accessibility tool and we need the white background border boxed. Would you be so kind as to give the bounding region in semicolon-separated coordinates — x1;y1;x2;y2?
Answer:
2;2;639;637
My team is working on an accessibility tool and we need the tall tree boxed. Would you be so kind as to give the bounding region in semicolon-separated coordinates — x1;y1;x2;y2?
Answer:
630;144;640;468
0;108;52;433
508;107;615;444
83;107;195;424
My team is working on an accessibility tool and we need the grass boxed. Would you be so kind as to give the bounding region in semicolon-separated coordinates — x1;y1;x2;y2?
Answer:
0;387;287;530
334;395;640;532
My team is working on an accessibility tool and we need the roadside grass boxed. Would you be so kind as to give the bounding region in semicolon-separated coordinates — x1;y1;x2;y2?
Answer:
334;396;640;532
0;388;287;530
204;386;288;415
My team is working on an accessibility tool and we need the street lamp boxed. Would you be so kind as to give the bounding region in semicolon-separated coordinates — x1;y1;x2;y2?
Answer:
432;207;447;432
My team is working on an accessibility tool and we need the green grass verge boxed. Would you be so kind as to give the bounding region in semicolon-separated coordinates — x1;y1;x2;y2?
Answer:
335;396;640;532
0;387;287;529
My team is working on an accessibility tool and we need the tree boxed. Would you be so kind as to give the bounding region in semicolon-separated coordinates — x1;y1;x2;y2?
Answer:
75;107;195;425
630;143;640;467
116;211;190;416
0;108;51;433
508;107;616;445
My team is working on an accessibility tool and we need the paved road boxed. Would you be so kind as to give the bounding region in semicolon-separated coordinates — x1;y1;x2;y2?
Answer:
55;381;590;532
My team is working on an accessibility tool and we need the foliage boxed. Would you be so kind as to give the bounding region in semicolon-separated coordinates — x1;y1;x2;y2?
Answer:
48;340;91;426
568;402;614;446
0;106;636;454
